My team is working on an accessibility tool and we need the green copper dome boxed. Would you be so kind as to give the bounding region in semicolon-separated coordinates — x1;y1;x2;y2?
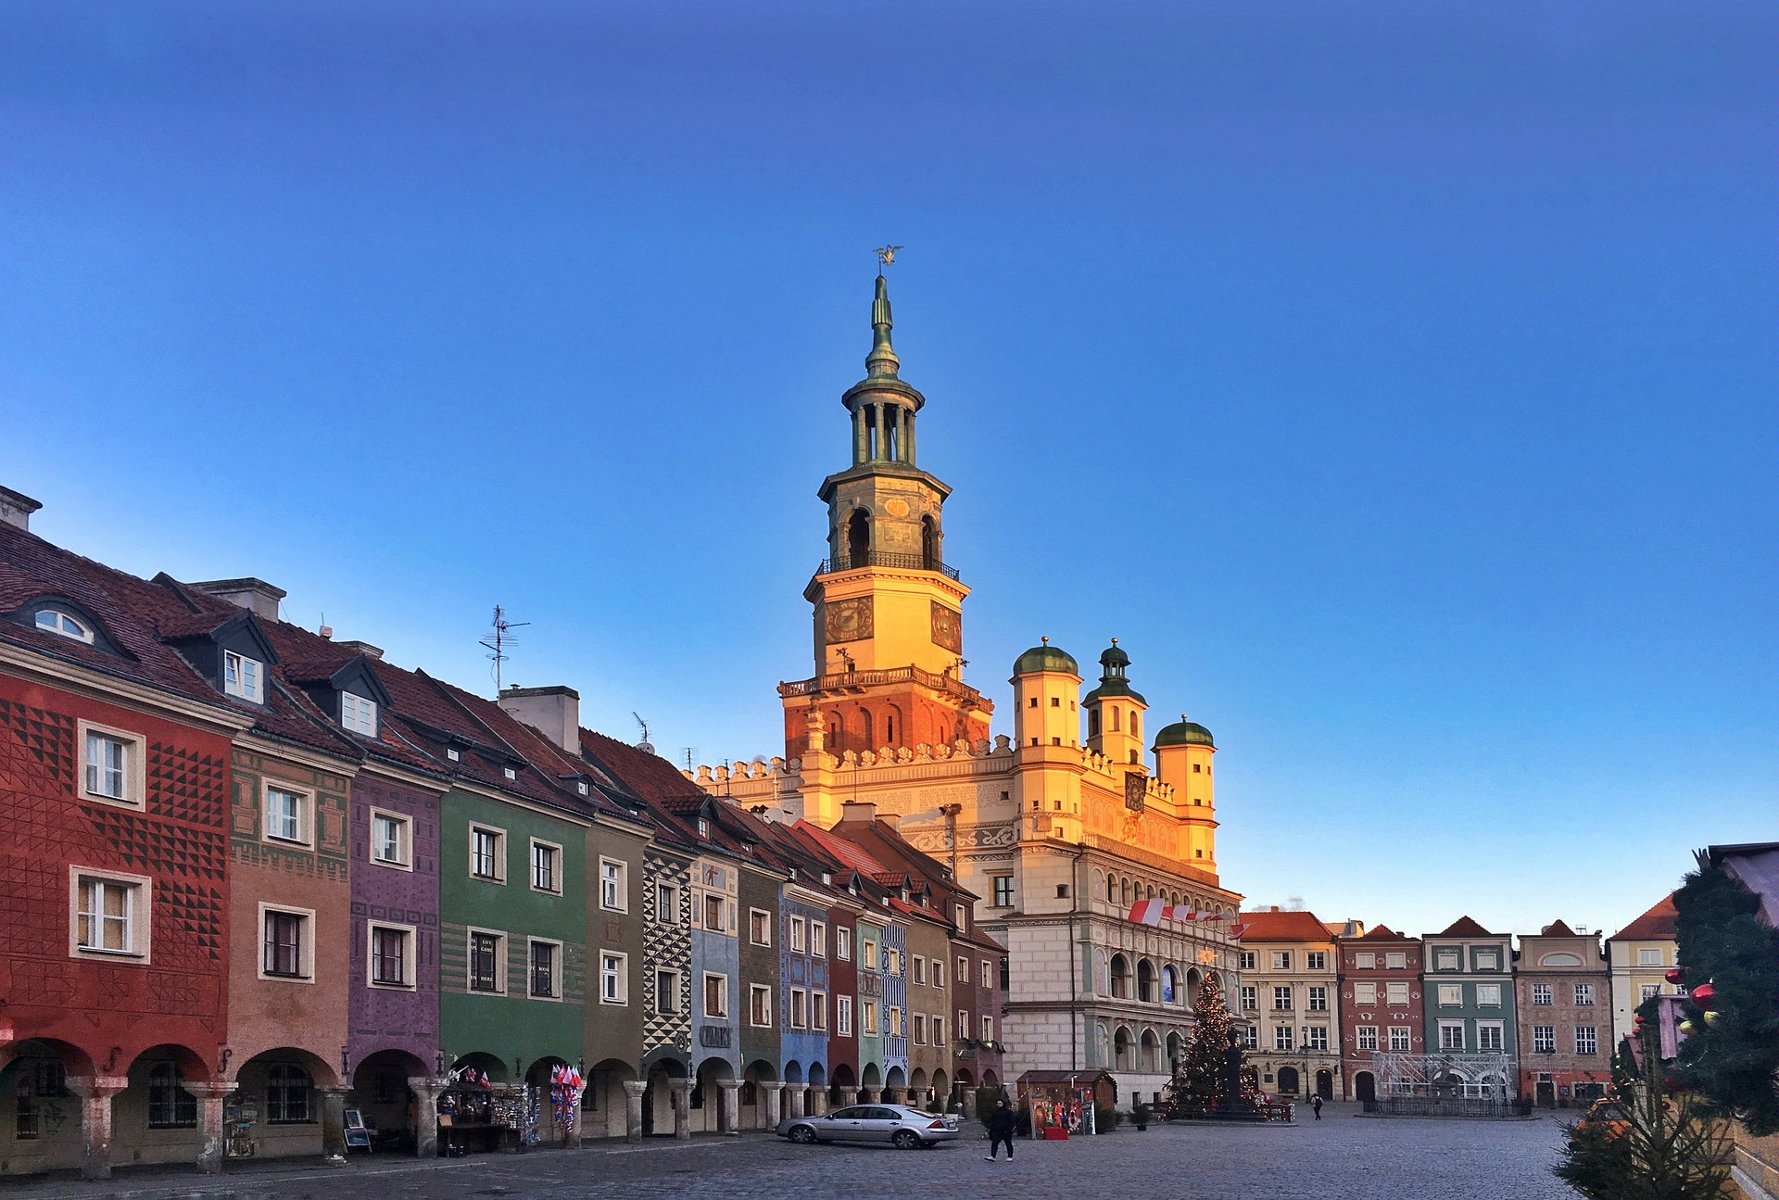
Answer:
1083;637;1144;704
1153;719;1215;749
1012;641;1078;676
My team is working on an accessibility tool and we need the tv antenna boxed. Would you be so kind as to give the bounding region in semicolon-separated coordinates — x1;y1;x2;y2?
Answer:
682;747;698;773
480;605;530;692
633;713;655;755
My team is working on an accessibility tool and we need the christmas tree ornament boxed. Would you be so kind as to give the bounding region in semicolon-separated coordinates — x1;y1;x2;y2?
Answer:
1679;1019;1696;1035
1690;982;1716;1008
1666;966;1686;985
1702;1010;1720;1027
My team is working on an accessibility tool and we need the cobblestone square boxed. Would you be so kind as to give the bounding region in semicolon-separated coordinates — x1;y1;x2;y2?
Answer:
6;1109;1581;1200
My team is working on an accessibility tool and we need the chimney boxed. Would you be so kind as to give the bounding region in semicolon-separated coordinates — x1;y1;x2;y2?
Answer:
192;577;286;621
840;800;877;824
337;640;384;660
499;685;580;753
0;486;43;532
877;811;901;832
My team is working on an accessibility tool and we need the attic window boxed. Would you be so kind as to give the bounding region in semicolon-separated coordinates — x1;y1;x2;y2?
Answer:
447;747;461;762
576;781;589;795
341;693;378;736
34;608;94;644
223;650;263;703
503;766;518;780
697;818;709;837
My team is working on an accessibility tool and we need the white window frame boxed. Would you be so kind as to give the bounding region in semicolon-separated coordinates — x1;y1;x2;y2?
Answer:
1640;983;1660;1001
982;1014;994;1042
1356;1025;1379;1051
1573;982;1596;1006
258;902;315;982
913;1012;926;1045
958;1007;969;1040
469;824;507;883
1531;983;1552;1005
703;972;729;1019
1308;985;1328;1012
982;958;994;989
1354;982;1377;1005
1637;948;1664;966
789;916;807;953
223;649;264;702
1533;1025;1556;1053
69;867;150;960
1437;983;1462;1007
1238;950;1257;971
837;926;853;961
531;839;563;894
812;921;827;957
1475;949;1500;971
934;957;946;989
889;1005;903;1037
1273;1025;1294;1051
1355;952;1376;969
35;607;94;643
886;947;901;976
932;1014;944;1045
913;956;927;986
1385;951;1407;969
1306;951;1327;971
530;937;564;1001
369;808;412;870
599;949;627;1005
340;691;378;736
1272;986;1293;1011
1477;1021;1505;1052
837;995;854;1036
862;938;878;969
957;955;969;984
367;919;416;989
655;968;681;1014
466;926;508;995
813;990;828;1032
790;986;808;1030
1272;951;1291;970
263;781;311;846
750;983;774;1028
1305;1025;1329;1052
1476;983;1502;1008
862;1002;879;1037
76;720;144;809
1575;1026;1599;1055
1435;949;1460;970
1437;1020;1465;1051
1388;1026;1412;1052
749;908;772;947
599;857;628;911
1386;982;1409;1006
1240;985;1258;1011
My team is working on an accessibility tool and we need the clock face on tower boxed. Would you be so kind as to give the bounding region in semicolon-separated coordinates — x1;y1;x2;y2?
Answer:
825;596;874;644
930;601;962;653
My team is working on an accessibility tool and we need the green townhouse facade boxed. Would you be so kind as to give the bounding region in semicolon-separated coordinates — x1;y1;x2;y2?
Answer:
1420;916;1518;1098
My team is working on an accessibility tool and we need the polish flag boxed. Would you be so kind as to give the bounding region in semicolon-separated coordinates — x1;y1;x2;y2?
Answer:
1199;913;1227;922
1228;923;1250;940
1128;899;1166;925
1170;908;1198;922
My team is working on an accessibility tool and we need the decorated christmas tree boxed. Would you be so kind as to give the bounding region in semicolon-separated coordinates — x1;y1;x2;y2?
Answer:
1671;852;1779;1135
1168;970;1256;1111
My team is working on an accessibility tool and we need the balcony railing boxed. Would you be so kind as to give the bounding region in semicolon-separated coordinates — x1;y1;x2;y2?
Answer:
780;664;985;707
818;552;960;581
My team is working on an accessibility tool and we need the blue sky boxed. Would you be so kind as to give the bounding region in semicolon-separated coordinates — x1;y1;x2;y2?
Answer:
4;2;1774;940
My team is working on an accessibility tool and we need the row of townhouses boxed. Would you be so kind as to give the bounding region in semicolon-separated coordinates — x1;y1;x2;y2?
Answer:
0;487;1015;1179
1232;896;1684;1108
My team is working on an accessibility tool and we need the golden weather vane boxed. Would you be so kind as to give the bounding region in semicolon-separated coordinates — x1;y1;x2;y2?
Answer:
873;244;903;274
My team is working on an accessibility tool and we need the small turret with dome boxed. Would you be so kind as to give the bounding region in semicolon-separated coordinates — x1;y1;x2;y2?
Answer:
1153;711;1218;870
1083;638;1149;767
1010;637;1081;753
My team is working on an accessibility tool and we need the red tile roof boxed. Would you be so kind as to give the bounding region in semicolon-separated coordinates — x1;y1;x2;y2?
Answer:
1236;909;1331;941
1538;920;1578;937
1434;916;1496;937
1609;894;1678;942
1353;924;1415;941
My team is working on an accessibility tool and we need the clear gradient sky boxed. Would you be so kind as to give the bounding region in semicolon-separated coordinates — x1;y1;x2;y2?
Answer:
4;2;1774;941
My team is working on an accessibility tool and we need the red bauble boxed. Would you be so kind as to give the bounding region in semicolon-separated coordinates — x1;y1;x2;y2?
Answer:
1665;966;1686;985
1691;982;1717;1008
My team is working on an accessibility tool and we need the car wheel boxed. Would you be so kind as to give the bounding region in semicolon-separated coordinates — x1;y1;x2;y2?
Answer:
788;1125;817;1145
892;1130;921;1149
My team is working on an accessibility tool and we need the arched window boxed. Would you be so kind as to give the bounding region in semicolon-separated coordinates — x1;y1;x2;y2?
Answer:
1113;1027;1134;1071
847;509;871;567
148;1062;196;1129
1105;873;1115;903
33;608;94;644
267;1063;314;1124
1110;954;1132;999
920;515;937;569
1111;707;1121;732
1137;959;1156;1002
14;1059;67;1139
1131;712;1140;740
1161;965;1178;1004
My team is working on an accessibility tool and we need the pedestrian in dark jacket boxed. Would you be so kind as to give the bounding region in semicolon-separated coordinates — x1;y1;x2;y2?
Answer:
986;1099;1016;1161
1311;1095;1323;1120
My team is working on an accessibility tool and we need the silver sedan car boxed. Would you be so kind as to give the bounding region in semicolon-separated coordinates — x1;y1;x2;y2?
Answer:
777;1103;962;1149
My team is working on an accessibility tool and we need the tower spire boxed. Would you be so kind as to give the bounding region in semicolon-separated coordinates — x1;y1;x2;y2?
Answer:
866;272;900;378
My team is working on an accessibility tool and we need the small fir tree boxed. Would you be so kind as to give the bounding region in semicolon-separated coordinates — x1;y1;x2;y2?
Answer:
1554;1013;1733;1200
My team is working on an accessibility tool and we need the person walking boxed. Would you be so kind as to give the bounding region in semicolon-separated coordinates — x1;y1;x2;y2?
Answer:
1311;1094;1323;1120
986;1098;1017;1161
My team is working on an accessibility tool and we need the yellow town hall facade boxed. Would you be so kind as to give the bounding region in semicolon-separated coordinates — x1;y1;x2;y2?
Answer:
692;270;1245;1101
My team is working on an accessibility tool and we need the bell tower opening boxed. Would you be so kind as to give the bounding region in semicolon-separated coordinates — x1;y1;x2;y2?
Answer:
847;509;872;568
921;515;937;569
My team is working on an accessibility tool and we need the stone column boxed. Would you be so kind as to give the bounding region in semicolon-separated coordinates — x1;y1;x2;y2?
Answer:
718;1080;741;1136
836;1087;857;1107
409;1077;446;1158
195;1083;233;1174
859;1087;878;1103
809;1088;827;1116
623;1080;647;1143
670;1080;692;1141
760;1082;784;1130
66;1075;127;1180
320;1085;351;1159
962;1088;977;1119
786;1084;805;1119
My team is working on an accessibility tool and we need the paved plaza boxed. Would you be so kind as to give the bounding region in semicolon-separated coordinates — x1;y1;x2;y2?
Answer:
1;1107;1581;1200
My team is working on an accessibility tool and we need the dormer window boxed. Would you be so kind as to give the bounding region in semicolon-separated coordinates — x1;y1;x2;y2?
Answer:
503;766;518;780
34;608;94;644
223;650;263;702
447;747;461;762
341;692;378;736
576;781;589;795
697;818;709;837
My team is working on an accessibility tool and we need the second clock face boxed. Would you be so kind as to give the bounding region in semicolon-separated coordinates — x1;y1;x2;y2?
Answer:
930;601;962;652
825;596;874;644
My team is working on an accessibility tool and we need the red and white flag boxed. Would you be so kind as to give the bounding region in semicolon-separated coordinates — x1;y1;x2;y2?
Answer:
1228;923;1250;940
1199;912;1227;922
1169;908;1198;922
1128;898;1165;925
